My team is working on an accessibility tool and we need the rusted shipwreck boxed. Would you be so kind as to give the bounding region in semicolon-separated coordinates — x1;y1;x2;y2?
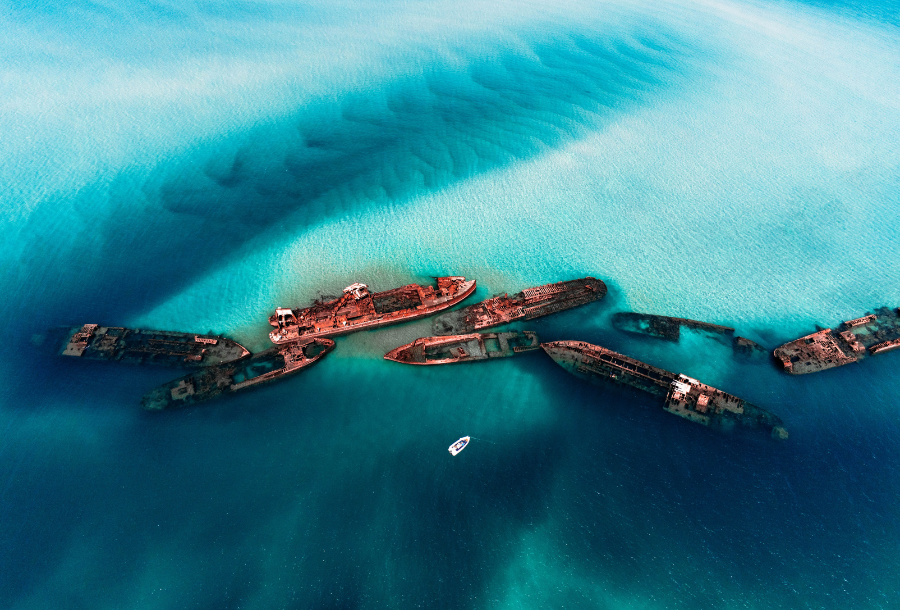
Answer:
774;307;900;375
542;340;788;439
432;277;606;335
611;312;767;357
61;324;250;367
141;338;334;410
384;331;540;365
269;276;476;344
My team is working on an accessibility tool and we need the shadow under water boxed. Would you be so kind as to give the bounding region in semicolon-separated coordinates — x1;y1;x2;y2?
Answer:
3;19;707;346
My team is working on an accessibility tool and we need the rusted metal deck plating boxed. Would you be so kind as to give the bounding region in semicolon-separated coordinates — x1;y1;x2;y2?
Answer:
61;324;250;367
432;277;607;335
542;340;787;439
774;307;900;375
384;331;540;364
269;276;476;344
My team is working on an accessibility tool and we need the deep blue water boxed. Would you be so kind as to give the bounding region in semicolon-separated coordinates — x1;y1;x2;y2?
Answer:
2;0;899;608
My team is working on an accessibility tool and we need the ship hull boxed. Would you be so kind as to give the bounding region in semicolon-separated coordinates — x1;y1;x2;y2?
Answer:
61;325;250;367
774;307;900;374
543;340;787;439
432;277;606;335
612;312;768;357
269;277;476;344
141;338;334;410
612;312;734;342
384;331;540;365
542;341;671;397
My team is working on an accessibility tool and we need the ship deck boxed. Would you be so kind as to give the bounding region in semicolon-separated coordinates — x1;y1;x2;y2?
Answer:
543;340;787;439
385;331;539;364
62;325;250;367
774;307;900;374
270;278;476;343
142;339;334;410
432;277;606;335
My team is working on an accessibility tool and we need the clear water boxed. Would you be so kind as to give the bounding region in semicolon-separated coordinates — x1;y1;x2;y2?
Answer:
1;0;899;608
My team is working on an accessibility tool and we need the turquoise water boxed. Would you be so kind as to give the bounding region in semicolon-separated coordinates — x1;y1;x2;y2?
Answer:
2;0;899;608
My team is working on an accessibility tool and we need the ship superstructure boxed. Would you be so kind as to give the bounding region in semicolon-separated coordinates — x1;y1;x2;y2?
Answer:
384;331;540;365
269;276;476;344
432;277;606;335
542;340;788;439
141;338;334;410
774;307;900;374
61;324;250;367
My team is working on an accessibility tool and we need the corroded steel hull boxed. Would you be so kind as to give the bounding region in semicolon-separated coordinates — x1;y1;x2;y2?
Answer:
61;324;250;367
774;307;900;375
269;277;476;344
432;277;606;335
141;338;334;410
384;331;540;365
543;340;787;439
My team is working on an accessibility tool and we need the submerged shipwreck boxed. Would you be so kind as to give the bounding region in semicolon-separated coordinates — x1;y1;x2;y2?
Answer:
612;312;767;357
542;340;788;439
432;277;606;335
61;324;250;367
269;276;476;344
774;307;900;375
141;338;334;410
55;269;807;442
384;331;540;365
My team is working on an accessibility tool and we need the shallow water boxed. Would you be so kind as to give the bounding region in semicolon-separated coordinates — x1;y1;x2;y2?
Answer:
1;0;899;608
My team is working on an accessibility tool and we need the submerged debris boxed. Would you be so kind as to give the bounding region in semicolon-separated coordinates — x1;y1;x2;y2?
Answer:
611;312;768;358
141;338;334;410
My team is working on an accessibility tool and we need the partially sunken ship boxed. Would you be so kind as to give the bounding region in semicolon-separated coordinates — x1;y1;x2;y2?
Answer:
432;277;606;335
612;312;767;357
61;324;250;367
141;339;334;410
543;340;788;439
774;307;900;375
384;331;540;365
269;276;475;344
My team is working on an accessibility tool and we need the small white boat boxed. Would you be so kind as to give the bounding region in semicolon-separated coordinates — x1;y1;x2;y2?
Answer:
449;436;470;456
449;436;470;455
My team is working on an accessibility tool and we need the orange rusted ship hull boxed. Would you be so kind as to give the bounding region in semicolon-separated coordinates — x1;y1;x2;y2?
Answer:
269;276;476;344
432;277;606;335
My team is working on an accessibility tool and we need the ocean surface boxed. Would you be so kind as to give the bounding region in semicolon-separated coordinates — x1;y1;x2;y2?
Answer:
2;0;899;607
